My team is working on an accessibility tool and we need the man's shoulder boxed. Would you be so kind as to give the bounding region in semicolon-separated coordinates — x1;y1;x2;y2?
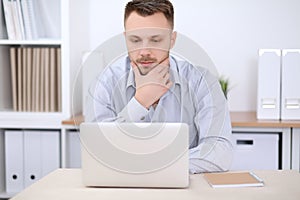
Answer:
98;55;130;80
171;56;207;78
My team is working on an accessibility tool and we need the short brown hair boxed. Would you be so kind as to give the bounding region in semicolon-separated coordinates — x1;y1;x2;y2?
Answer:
124;0;174;29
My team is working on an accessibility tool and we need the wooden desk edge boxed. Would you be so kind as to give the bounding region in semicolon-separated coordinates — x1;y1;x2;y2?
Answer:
62;112;300;128
62;115;84;125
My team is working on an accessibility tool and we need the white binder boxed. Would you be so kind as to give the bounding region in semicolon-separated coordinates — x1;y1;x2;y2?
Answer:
281;49;300;120
40;131;60;175
66;131;81;168
23;131;42;188
257;49;281;119
4;131;24;194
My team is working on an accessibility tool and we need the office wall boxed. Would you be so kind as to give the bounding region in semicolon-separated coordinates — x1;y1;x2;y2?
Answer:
88;0;300;111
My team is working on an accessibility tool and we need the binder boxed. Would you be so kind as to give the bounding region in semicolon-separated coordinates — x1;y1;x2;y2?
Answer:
2;0;16;40
10;47;18;111
17;47;22;111
56;48;61;112
31;48;37;111
0;0;8;39
34;48;41;112
66;131;81;168
22;47;27;111
281;49;300;120
4;130;24;194
49;47;56;112
40;131;60;175
20;0;33;40
26;47;32;111
15;0;25;40
44;48;50;112
40;48;45;112
23;131;42;188
257;49;281;119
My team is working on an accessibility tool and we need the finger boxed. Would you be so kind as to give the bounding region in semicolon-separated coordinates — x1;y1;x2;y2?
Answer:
165;80;173;89
151;64;168;74
163;72;170;81
160;69;170;78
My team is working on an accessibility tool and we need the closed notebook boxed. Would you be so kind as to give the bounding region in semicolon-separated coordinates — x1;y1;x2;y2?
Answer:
203;172;264;188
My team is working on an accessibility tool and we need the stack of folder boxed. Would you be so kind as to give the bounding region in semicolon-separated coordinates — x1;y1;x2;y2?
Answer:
257;49;300;120
9;47;61;112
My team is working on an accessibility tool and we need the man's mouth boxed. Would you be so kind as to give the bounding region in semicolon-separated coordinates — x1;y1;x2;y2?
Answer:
139;61;153;66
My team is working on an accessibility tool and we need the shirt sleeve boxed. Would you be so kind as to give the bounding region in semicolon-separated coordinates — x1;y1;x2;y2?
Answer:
85;77;149;123
117;97;149;122
188;69;234;174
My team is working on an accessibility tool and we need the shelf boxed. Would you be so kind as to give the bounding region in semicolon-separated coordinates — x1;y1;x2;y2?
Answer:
230;111;300;128
0;39;62;46
0;111;65;129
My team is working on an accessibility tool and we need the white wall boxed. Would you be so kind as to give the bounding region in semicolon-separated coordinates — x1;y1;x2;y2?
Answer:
88;0;300;111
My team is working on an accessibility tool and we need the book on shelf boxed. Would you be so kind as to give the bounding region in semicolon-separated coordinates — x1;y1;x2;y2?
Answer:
9;47;17;111
0;0;8;38
57;48;61;112
44;47;50;112
39;47;45;112
9;46;61;112
2;0;60;40
15;0;26;40
2;0;16;40
203;171;264;188
34;47;41;112
17;47;22;111
31;48;36;111
2;0;38;40
21;0;38;40
26;47;32;111
22;47;27;111
50;47;56;112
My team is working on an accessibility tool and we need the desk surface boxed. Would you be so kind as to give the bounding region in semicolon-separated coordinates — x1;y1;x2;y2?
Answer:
11;169;300;200
62;112;300;128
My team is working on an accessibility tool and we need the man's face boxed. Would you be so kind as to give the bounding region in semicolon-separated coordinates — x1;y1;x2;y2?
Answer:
124;12;176;75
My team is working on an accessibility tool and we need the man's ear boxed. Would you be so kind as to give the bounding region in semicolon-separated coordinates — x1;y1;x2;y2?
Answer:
170;31;177;49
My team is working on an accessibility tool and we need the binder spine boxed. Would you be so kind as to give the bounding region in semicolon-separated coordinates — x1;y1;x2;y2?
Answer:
281;49;300;120
257;49;281;120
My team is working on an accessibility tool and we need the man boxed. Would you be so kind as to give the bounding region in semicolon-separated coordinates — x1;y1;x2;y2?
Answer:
87;0;233;173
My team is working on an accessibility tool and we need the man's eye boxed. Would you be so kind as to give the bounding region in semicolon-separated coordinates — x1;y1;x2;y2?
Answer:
151;39;161;43
130;39;141;43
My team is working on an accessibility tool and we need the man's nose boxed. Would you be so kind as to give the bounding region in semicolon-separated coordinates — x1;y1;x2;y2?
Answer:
138;45;151;56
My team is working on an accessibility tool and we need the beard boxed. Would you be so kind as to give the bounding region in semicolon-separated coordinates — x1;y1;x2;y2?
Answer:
135;55;169;75
135;56;157;75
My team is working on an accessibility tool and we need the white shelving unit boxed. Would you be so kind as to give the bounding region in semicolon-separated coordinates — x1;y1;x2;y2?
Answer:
0;0;89;198
0;39;62;45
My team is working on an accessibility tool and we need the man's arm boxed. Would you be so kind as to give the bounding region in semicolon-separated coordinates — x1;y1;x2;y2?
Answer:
85;76;149;123
188;69;233;173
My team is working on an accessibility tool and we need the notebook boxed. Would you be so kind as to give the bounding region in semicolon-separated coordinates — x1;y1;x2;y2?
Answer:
203;171;264;188
79;122;189;188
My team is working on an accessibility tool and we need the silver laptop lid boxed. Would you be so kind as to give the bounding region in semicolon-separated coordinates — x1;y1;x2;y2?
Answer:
80;122;189;188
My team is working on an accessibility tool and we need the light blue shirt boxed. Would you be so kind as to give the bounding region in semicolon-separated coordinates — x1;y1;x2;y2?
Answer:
86;55;233;173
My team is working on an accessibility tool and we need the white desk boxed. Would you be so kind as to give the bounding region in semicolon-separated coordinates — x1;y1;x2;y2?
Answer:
11;169;300;200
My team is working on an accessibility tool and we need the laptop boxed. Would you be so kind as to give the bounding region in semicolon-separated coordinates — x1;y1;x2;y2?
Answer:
79;122;189;188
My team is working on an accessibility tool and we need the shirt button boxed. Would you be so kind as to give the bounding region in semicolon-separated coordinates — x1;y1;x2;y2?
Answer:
140;116;145;120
